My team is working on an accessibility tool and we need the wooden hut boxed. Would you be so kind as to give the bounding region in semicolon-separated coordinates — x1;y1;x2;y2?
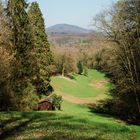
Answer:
38;100;55;111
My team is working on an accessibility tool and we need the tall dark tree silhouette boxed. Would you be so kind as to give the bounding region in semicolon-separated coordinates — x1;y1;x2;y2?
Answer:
28;2;53;96
7;0;38;111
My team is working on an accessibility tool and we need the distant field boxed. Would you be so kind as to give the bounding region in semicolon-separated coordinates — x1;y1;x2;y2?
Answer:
0;69;140;140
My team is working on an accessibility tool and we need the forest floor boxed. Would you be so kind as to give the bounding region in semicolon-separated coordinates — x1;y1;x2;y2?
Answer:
0;69;140;140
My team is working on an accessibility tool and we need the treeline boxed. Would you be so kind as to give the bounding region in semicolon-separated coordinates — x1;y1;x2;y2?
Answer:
51;36;106;76
0;0;52;111
92;0;140;123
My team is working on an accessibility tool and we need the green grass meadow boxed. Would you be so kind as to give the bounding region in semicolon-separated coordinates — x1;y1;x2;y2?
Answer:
51;69;112;98
0;70;140;140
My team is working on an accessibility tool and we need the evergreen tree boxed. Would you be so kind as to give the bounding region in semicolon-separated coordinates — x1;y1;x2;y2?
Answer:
77;60;83;74
7;0;38;111
28;2;53;96
0;2;14;111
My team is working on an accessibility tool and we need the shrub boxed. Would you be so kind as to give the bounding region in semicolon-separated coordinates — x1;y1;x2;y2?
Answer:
46;93;63;110
52;94;63;110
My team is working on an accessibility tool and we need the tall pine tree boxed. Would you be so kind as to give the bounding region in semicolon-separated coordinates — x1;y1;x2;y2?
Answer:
28;2;53;96
7;0;38;111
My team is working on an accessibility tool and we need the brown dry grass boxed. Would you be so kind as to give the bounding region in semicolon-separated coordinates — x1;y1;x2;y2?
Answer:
89;80;108;89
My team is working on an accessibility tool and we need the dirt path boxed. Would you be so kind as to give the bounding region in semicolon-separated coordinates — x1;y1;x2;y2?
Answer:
57;91;108;105
89;80;108;89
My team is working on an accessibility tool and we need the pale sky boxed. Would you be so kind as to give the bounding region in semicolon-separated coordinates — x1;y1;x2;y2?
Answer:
28;0;116;29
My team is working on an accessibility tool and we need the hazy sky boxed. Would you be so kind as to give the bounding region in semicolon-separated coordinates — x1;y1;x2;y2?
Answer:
28;0;116;29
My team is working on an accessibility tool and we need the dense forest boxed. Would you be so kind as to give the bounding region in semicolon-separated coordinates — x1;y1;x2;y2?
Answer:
0;0;140;139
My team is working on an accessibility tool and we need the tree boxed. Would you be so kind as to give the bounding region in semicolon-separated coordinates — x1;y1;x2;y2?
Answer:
52;47;77;76
0;1;12;51
77;61;83;74
28;2;53;96
113;0;140;117
7;0;38;111
94;0;140;122
0;1;15;111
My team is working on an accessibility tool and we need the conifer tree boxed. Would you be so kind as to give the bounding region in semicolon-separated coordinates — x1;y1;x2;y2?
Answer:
28;2;53;96
0;1;14;111
7;0;38;110
77;61;83;74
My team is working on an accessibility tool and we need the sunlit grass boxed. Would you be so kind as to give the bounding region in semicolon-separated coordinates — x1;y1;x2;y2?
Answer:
0;106;140;140
0;69;140;140
51;69;111;98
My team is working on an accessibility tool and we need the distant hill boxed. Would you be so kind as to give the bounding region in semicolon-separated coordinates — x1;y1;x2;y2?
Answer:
47;24;94;35
47;24;96;47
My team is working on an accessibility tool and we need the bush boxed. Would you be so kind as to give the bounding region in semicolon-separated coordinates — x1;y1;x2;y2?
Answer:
46;93;63;110
52;94;63;110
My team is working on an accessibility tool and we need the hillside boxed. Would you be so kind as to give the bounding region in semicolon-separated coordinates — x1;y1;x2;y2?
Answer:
47;24;93;35
1;70;140;140
47;24;96;47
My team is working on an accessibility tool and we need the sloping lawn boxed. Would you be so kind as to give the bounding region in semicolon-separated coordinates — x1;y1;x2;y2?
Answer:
51;69;112;98
0;102;140;140
0;69;140;140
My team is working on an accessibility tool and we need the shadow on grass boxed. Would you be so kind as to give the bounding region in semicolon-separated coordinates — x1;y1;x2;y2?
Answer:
0;112;55;140
87;102;123;121
0;118;33;139
0;111;136;140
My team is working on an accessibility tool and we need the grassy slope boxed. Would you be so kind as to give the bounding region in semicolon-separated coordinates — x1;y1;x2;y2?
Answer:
51;69;112;98
0;70;140;140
